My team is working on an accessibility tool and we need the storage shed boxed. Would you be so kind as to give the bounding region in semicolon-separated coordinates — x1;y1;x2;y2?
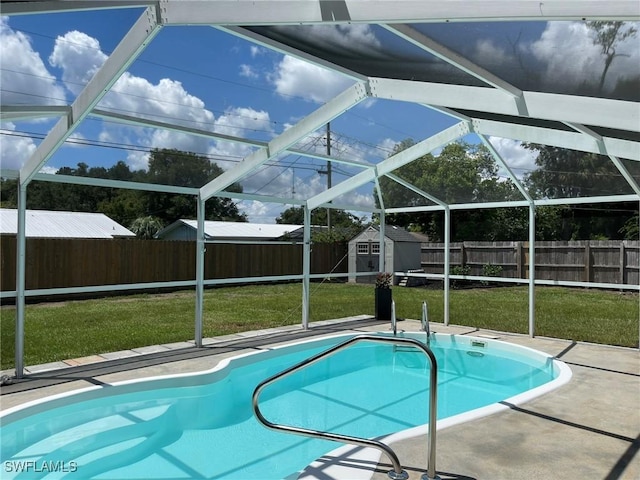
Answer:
348;226;425;284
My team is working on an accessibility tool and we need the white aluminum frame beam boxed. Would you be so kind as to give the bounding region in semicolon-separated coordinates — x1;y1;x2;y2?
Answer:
19;7;162;184
11;7;161;379
385;194;639;214
470;118;640;161
0;105;70;121
160;1;640;25
384;173;447;207
1;1;155;16
564;122;640;196
383;24;527;109
478;134;533;202
307;121;469;210
370;78;640;133
194;195;205;347
200;82;369;201
32;172;199;195
608;155;640;196
93;108;374;169
92;108;267;148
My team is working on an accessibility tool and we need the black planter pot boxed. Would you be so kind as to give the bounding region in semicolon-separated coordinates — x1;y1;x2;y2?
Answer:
375;287;392;320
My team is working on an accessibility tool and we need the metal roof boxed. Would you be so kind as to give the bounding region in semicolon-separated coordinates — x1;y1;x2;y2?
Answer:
0;209;135;239
156;220;301;240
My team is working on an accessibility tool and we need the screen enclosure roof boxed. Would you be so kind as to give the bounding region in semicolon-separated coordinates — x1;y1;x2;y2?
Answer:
1;1;639;213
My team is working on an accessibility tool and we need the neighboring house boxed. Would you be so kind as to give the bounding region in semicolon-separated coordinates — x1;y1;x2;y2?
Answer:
155;220;301;242
280;225;328;241
348;225;426;284
0;209;135;239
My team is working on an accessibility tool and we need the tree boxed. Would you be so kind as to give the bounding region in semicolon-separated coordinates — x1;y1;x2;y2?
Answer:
141;148;247;224
588;21;638;93
619;215;639;240
376;141;532;241
129;216;165;239
0;149;248;226
523;144;635;199
276;206;365;242
523;144;639;239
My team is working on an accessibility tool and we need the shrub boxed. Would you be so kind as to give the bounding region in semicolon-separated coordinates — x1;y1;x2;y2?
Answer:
481;263;503;286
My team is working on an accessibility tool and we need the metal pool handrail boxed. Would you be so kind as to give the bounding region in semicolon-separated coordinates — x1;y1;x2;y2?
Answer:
252;334;439;480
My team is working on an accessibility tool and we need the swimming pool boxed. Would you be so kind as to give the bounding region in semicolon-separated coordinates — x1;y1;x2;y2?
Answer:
0;332;571;480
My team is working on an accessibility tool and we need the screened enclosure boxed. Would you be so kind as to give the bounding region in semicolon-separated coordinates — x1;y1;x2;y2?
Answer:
1;1;638;377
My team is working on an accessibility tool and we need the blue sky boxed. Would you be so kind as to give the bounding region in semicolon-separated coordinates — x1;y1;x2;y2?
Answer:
4;10;634;222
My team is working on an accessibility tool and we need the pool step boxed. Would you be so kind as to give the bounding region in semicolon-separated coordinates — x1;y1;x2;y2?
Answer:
393;345;420;353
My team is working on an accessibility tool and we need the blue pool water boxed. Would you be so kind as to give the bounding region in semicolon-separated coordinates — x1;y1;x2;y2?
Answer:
0;333;564;479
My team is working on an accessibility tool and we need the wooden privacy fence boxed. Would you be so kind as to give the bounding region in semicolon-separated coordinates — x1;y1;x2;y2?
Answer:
0;237;348;293
421;240;640;286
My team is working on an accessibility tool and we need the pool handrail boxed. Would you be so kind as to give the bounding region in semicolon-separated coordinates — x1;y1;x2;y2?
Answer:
422;301;431;340
252;334;439;480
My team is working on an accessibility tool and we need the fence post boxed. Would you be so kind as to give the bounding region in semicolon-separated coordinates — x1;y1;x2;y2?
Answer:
516;241;523;279
460;243;466;268
584;242;591;283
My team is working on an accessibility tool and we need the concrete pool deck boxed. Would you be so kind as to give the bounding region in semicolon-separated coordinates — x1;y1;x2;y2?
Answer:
1;316;638;480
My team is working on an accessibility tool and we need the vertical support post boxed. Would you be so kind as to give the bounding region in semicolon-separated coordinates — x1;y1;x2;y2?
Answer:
326;122;332;231
15;184;27;379
302;205;311;329
528;203;536;338
194;195;205;348
379;212;386;273
619;242;625;285
444;207;450;326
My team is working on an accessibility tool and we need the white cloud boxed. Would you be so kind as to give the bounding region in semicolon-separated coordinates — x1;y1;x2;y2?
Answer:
49;30;108;95
0;122;37;170
334;190;375;210
488;137;538;179
48;29;222;170
272;55;354;103
39;165;58;174
530;21;639;93
208;106;273;169
238;200;269;222
474;38;512;68
0;17;66;105
376;138;400;159
250;45;265;57
269;23;379;102
300;24;381;51
239;64;258;79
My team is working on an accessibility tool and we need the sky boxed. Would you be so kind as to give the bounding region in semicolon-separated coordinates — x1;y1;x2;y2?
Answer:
1;9;638;223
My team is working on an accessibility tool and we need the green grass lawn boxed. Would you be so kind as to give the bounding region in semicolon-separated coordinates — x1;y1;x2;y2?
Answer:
1;283;637;369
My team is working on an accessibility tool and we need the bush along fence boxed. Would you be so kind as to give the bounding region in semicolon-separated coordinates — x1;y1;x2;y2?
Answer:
422;240;640;287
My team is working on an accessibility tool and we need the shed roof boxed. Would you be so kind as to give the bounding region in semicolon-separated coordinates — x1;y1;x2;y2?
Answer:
353;225;423;243
156;220;301;240
0;209;135;239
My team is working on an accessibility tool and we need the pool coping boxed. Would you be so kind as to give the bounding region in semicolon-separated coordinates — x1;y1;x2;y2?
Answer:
1;317;638;480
